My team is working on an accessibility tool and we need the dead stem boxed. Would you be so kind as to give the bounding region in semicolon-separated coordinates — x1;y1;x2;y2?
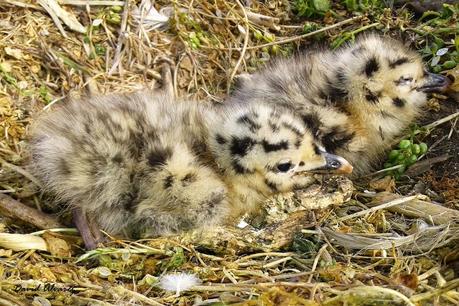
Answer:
226;0;249;94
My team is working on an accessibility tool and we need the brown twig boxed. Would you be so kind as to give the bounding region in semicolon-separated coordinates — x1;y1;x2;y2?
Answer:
404;154;450;176
0;194;64;229
227;0;249;93
108;0;131;76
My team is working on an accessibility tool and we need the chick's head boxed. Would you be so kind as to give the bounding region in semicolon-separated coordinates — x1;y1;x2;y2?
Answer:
208;103;352;194
339;35;450;115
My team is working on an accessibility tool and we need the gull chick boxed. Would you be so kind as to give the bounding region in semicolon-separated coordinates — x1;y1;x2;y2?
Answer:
29;89;352;249
229;34;450;175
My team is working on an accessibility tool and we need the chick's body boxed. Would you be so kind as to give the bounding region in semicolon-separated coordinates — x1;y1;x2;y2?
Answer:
31;91;224;238
30;90;348;240
230;35;449;175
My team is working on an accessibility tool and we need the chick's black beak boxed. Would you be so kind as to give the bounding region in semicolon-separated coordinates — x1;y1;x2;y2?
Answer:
418;72;450;93
311;152;353;174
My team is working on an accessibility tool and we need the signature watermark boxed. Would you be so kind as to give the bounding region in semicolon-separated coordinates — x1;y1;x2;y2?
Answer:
13;283;78;294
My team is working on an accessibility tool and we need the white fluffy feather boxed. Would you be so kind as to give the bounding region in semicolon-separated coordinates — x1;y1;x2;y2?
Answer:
159;272;201;295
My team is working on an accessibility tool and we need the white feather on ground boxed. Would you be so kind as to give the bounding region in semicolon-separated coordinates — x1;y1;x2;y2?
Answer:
159;272;201;296
131;0;169;31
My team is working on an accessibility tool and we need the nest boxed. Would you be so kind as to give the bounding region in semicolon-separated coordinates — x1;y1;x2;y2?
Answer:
0;0;458;305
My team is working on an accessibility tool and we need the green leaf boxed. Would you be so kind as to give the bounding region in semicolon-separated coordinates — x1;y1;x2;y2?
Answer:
420;143;428;154
399;140;411;149
406;155;418;166
443;60;456;69
303;22;320;34
312;0;330;12
344;0;358;11
39;85;51;104
388;150;400;161
163;247;186;270
384;162;393;168
411;144;421;155
291;233;319;256
397;165;406;174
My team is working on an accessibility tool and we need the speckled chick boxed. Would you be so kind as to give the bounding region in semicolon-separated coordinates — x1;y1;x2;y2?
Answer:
29;89;351;247
229;34;450;176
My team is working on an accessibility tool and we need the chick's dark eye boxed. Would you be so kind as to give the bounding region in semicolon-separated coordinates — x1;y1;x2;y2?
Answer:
277;162;293;172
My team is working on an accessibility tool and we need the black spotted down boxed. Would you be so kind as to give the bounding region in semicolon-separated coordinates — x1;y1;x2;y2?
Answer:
322;70;349;104
237;114;261;132
232;160;253;174
181;172;197;186
363;57;379;77
59;158;71;175
264;179;278;192
112;152;123;164
230;136;256;157
215;134;227;145
365;89;380;104
120;175;140;212
147;147;172;168
393;98;405;108
301;113;321;137
261;140;289;152
268;120;280;133
389;57;410;68
281;122;303;137
294;138;302;148
322;127;355;153
163;175;174;189
326;83;348;103
336;69;347;83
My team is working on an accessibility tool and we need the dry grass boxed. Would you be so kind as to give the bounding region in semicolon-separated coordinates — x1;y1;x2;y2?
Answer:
0;0;458;305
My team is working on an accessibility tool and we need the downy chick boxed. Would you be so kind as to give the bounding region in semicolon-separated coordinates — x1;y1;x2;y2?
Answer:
29;90;352;249
229;34;450;175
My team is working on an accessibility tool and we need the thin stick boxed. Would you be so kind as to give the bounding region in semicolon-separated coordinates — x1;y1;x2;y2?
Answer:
392;111;459;146
38;0;86;33
227;0;249;94
0;157;42;188
210;15;365;51
323;286;415;306
111;286;165;306
236;252;297;262
307;244;328;283
61;0;125;5
30;228;79;235
222;268;238;284
1;0;43;10
410;279;459;303
245;11;279;28
108;0;131;76
262;256;292;269
337;195;419;222
447;117;457;139
37;0;67;37
0;194;64;229
424;111;459;130
191;281;329;292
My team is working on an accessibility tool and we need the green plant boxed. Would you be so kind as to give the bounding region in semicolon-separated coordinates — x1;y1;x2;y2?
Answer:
39;85;51;104
293;0;330;18
343;0;383;12
417;4;459;72
384;139;428;179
